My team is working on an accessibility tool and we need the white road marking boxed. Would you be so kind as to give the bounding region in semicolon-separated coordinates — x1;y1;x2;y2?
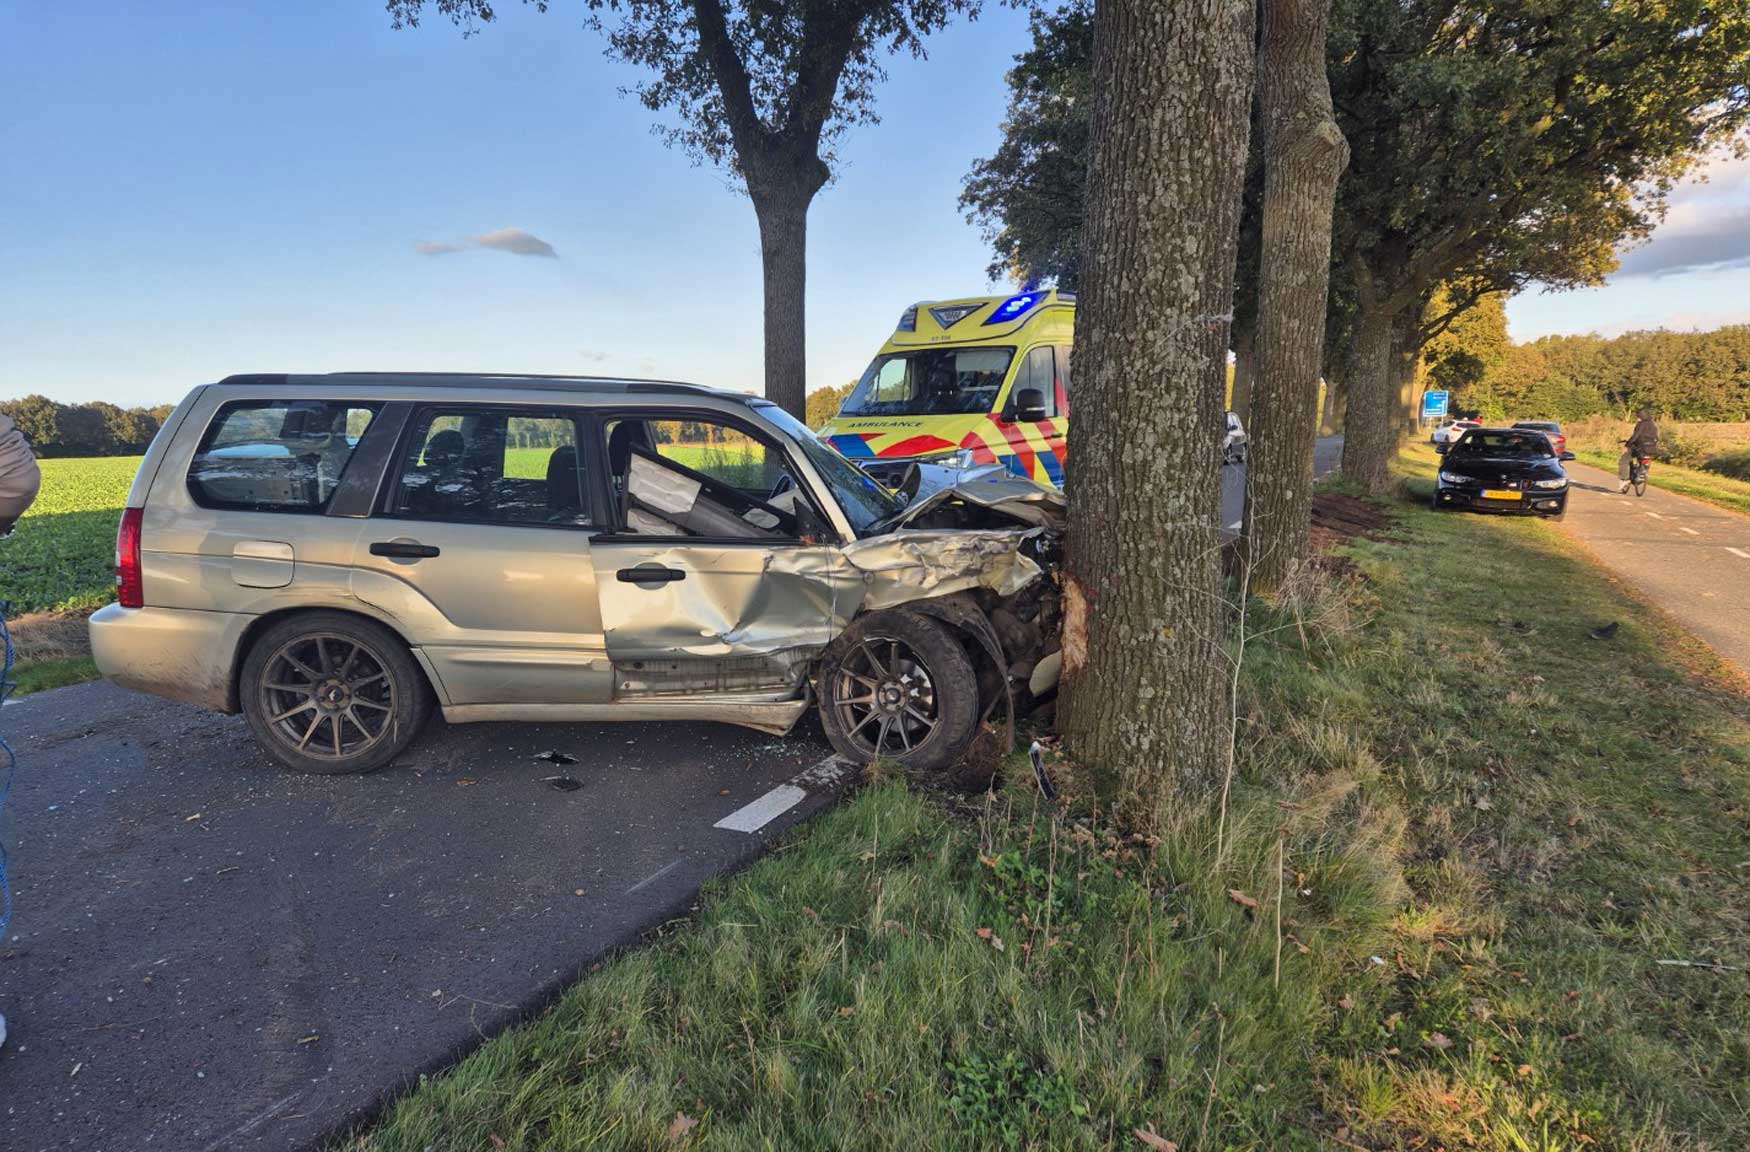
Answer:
1680;526;1700;536
1644;511;1664;519
713;754;854;835
1727;548;1750;560
624;857;686;894
714;784;808;833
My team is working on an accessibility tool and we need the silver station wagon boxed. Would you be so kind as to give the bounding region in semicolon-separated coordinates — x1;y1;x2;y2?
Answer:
89;374;1065;774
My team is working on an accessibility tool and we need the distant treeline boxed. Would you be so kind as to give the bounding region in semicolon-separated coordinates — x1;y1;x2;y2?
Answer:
1431;306;1750;423
1;395;175;458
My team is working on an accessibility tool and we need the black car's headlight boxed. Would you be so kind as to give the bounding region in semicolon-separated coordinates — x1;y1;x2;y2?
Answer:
1532;479;1566;489
1438;470;1466;484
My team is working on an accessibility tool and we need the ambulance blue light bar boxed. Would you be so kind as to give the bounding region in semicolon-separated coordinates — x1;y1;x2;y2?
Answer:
983;291;1043;325
897;305;918;331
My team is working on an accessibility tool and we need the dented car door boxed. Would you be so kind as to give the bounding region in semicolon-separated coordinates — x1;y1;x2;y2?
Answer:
591;413;846;701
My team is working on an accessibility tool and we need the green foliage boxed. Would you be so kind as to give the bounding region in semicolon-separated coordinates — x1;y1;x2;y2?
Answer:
0;456;136;614
959;0;1091;288
0;394;164;457
1458;325;1750;422
943;1049;1088;1148
805;382;854;429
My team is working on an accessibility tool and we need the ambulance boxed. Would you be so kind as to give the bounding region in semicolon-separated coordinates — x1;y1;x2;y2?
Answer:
820;289;1073;490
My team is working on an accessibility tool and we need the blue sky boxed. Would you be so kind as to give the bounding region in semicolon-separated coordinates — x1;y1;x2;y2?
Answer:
3;2;1747;407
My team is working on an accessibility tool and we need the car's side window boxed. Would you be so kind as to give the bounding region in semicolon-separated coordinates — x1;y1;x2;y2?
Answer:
188;400;381;512
602;414;804;539
389;407;590;527
1007;345;1060;420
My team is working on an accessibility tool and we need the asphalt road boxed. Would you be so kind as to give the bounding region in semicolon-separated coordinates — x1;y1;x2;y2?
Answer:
0;681;845;1151
1555;461;1750;673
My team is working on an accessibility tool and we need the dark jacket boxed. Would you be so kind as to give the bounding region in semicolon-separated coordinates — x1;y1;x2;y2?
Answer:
1626;416;1659;457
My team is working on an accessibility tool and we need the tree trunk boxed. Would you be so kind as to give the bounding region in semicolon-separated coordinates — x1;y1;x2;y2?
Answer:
1057;0;1255;826
752;189;813;420
1392;309;1422;438
1319;375;1343;435
1242;0;1348;597
1229;315;1255;420
1339;294;1396;494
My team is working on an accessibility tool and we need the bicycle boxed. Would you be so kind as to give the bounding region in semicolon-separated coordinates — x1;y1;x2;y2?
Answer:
1620;441;1651;497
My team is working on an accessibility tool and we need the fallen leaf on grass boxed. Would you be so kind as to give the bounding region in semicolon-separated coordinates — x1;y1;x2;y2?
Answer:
837;1006;856;1018
974;927;1006;952
489;1135;506;1150
1133;1126;1178;1151
666;1111;699;1141
1227;889;1259;911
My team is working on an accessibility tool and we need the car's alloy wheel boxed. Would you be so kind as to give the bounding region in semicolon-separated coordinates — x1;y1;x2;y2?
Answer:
819;610;980;773
240;611;431;774
258;633;397;762
830;635;941;758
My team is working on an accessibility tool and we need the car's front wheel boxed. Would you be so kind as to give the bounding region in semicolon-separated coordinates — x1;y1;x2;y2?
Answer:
239;611;432;774
818;610;980;773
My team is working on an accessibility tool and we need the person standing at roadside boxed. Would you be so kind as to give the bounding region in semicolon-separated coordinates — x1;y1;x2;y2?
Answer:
0;411;41;536
0;408;37;1050
1620;407;1659;494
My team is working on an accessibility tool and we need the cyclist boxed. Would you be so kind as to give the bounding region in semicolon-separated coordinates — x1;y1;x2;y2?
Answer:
1619;407;1659;494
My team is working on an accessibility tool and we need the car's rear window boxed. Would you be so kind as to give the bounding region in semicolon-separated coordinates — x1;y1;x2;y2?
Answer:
188;400;381;512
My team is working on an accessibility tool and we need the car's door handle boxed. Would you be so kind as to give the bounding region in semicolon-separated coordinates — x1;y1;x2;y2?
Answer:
370;541;441;559
616;565;686;584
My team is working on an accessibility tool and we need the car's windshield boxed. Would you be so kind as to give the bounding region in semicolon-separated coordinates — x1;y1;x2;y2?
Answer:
840;347;1016;417
1451;431;1555;459
753;403;907;536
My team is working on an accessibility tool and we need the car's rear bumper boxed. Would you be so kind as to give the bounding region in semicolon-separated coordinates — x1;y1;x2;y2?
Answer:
89;602;251;712
1436;487;1567;515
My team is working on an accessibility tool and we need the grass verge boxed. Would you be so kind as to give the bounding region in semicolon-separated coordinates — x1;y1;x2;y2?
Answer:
1573;448;1750;516
350;453;1749;1152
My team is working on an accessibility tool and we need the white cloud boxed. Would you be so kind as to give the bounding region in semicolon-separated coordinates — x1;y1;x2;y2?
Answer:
414;227;558;259
1613;150;1750;278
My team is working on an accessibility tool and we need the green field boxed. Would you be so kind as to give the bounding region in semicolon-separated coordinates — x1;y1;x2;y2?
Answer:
1;455;138;615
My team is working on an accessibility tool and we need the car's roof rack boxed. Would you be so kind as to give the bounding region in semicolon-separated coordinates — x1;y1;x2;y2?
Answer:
214;372;758;402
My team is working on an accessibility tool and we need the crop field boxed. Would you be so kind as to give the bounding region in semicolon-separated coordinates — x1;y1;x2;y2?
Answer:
1;456;138;615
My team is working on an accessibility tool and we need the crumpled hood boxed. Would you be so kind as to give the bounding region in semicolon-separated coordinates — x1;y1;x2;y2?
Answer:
887;472;1068;531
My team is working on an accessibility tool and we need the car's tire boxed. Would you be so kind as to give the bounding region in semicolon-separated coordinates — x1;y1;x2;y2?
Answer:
817;609;980;775
239;611;432;775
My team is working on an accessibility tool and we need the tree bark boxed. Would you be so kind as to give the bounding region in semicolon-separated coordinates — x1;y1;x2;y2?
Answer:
1229;315;1255;420
1391;308;1422;439
1057;0;1255;826
752;189;812;420
1319;374;1343;435
1242;0;1348;597
1339;292;1397;494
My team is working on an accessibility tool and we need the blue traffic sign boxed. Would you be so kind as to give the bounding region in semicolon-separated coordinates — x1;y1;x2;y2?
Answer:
1421;390;1450;420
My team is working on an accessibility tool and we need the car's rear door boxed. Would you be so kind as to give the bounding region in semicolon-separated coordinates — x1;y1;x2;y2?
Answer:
587;409;840;702
348;403;613;706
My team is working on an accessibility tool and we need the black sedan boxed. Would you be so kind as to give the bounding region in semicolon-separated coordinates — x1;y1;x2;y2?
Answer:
1433;427;1573;518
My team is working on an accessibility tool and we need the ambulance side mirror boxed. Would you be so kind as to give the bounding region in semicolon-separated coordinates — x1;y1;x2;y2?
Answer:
1012;387;1048;423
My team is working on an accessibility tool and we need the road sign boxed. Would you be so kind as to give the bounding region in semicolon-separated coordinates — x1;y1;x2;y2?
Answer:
1421;390;1450;421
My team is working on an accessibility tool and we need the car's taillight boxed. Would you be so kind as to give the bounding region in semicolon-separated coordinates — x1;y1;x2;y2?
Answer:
116;506;144;609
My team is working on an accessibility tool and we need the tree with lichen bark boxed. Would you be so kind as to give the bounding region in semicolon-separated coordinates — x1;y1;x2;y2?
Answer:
387;0;977;420
1243;0;1347;597
1055;0;1254;828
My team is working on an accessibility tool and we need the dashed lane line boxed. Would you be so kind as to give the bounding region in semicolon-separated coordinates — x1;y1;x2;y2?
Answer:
1680;526;1701;536
1727;547;1750;560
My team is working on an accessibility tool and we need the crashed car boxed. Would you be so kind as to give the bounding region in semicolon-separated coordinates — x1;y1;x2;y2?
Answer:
88;374;1064;775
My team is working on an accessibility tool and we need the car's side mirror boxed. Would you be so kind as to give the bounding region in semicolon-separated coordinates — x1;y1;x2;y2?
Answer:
1560;451;1576;462
1435;441;1449;455
1011;387;1048;423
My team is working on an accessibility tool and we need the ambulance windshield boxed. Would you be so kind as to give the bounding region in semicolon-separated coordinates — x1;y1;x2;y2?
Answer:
841;347;1016;417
